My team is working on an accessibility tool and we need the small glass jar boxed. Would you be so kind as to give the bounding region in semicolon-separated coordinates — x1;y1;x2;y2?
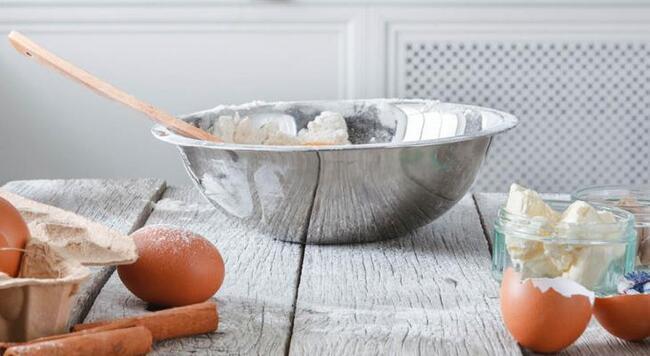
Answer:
573;185;650;270
492;200;637;296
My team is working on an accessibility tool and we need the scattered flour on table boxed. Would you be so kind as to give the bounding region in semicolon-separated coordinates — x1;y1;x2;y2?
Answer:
155;198;213;212
212;111;350;145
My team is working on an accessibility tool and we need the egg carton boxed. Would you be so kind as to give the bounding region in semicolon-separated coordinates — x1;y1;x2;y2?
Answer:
0;190;137;342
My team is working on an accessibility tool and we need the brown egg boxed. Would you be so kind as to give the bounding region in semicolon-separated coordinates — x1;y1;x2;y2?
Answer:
594;294;650;341
117;225;225;307
0;196;30;277
500;268;594;353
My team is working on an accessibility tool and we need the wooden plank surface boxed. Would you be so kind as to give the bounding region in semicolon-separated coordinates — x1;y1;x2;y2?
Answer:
83;186;305;355
1;179;165;326
289;195;522;355
474;193;650;355
11;179;642;355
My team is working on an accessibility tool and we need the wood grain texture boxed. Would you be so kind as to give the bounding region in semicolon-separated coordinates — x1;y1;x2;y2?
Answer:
474;192;650;355
289;195;522;355
1;179;165;326
83;186;304;355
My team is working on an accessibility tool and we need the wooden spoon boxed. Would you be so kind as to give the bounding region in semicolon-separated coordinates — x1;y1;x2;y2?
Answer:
7;31;221;143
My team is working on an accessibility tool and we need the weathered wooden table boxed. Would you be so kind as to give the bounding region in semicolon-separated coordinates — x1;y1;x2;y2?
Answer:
3;179;648;355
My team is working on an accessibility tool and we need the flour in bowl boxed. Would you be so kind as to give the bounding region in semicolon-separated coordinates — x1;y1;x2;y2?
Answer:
212;111;350;146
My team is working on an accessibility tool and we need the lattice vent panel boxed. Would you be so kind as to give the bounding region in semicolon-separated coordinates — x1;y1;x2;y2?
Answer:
400;41;650;192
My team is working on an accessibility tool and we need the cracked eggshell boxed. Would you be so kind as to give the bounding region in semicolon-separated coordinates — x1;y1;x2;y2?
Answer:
500;267;594;353
594;294;650;341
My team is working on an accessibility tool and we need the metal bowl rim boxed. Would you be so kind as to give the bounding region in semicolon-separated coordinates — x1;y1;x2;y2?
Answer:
151;99;518;152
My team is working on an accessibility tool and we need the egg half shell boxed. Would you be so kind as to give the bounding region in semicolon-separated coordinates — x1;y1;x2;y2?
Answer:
500;267;594;353
594;294;650;341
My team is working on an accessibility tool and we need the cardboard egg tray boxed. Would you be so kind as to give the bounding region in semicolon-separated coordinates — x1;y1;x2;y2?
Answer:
0;190;137;342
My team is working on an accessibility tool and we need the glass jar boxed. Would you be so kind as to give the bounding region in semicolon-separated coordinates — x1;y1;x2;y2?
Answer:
492;200;637;296
573;185;650;270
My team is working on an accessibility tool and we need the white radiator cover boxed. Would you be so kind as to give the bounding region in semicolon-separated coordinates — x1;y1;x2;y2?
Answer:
400;41;650;192
1;3;649;191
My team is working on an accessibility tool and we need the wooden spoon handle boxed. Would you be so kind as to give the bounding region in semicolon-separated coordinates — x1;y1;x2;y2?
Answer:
7;31;221;143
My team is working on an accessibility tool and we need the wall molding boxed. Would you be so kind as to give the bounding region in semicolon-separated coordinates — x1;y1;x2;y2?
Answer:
1;6;366;99
4;4;650;99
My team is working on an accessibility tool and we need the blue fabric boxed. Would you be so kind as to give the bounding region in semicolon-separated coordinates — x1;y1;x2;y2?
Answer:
618;271;650;295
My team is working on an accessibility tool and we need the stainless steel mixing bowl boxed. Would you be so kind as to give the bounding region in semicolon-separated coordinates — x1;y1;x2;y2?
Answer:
152;99;517;244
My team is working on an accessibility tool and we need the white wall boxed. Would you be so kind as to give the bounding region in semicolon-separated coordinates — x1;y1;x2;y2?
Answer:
0;5;368;185
2;2;650;187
